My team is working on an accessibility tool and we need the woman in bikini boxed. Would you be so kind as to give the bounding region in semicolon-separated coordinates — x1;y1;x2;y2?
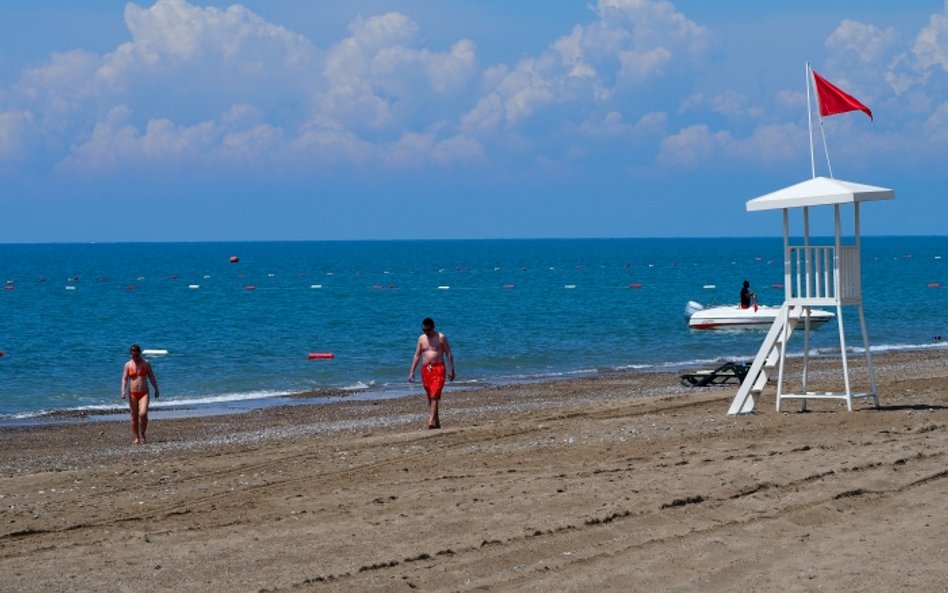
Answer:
121;344;160;444
408;318;455;429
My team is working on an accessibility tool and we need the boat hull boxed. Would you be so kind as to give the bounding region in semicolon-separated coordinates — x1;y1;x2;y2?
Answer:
687;304;834;330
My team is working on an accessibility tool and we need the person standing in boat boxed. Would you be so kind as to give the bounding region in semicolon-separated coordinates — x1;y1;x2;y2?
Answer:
121;344;160;444
408;318;455;429
740;280;757;309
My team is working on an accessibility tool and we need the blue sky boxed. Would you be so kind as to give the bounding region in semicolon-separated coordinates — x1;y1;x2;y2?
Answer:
1;0;946;242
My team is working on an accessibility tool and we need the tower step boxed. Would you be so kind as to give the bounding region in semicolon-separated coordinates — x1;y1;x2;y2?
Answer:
728;304;802;415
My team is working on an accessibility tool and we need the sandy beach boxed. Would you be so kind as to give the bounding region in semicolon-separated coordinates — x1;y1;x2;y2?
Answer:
1;350;946;593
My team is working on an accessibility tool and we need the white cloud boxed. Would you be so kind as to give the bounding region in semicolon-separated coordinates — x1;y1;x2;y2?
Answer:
732;123;808;164
431;135;485;166
924;100;948;140
460;0;708;135
97;0;319;93
0;109;37;163
596;0;710;55
912;1;948;72
776;90;805;112
886;2;948;94
5;0;718;176
578;110;667;138
680;90;757;121
709;91;749;117
12;50;101;138
318;12;478;135
658;125;724;166
7;0;944;182
294;117;376;166
61;105;216;173
618;47;672;82
658;122;806;168
382;131;437;168
827;20;899;64
460;91;505;133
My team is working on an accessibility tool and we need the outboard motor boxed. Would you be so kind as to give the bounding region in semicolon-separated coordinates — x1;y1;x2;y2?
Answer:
684;300;704;318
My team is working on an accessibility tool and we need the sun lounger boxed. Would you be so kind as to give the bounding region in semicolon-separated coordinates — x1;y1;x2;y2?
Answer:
679;361;751;387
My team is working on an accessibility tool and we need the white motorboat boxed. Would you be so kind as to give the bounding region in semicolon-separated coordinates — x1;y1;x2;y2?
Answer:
684;300;834;330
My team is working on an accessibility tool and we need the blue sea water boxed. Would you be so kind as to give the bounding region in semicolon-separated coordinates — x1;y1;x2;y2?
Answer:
0;237;945;422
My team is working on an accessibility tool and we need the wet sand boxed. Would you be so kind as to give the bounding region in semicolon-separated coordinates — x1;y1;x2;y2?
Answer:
1;350;946;592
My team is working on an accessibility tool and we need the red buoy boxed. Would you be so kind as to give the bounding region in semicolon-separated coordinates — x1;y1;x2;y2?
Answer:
230;256;240;263
244;285;256;290
928;282;942;288
629;282;643;289
307;352;335;360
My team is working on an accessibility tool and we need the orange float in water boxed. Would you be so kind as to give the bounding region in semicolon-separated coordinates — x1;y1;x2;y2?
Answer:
307;352;335;360
629;282;643;288
927;282;942;288
230;256;240;263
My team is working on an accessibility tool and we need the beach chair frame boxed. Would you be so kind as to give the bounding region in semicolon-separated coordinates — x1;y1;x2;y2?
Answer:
679;362;751;387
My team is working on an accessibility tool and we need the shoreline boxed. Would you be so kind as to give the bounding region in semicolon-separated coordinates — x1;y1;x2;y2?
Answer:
4;342;945;429
1;349;946;592
2;349;945;469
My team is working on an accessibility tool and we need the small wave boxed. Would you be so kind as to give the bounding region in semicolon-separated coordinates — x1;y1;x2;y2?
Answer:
0;390;297;423
151;390;295;408
865;341;948;354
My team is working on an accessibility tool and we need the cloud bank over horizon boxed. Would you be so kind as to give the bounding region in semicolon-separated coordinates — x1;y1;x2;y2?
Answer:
2;0;947;241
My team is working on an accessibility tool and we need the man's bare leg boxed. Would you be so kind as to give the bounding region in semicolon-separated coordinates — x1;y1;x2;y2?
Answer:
427;398;441;429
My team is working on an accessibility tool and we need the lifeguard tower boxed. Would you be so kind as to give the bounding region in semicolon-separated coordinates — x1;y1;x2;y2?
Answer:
728;176;894;415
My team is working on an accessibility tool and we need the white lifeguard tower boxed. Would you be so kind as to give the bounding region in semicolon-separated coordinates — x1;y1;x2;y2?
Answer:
728;176;894;415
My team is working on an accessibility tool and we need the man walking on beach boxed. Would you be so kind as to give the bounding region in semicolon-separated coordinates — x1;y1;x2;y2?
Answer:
121;344;160;444
409;318;455;429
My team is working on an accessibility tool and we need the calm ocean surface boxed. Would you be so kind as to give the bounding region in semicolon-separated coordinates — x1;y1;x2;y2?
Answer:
1;237;945;422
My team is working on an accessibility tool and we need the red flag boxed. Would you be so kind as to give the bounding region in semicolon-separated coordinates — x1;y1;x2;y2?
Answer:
812;70;873;121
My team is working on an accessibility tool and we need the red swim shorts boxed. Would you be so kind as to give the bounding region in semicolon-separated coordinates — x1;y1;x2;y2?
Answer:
421;362;446;400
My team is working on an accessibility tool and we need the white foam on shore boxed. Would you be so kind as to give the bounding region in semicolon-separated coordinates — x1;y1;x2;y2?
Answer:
5;341;943;427
0;390;299;423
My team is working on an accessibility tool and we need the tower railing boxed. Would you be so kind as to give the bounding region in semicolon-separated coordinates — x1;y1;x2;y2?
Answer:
786;244;860;306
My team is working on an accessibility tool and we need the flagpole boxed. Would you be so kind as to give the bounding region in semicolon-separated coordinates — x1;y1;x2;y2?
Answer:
806;62;816;179
820;111;835;179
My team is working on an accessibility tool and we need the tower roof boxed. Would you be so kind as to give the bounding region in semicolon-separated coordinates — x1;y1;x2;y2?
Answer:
746;176;894;212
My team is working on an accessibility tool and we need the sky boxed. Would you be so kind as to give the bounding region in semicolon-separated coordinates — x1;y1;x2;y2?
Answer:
1;0;947;243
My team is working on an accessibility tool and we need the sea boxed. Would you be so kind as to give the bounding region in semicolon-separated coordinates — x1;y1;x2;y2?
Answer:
1;237;945;424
